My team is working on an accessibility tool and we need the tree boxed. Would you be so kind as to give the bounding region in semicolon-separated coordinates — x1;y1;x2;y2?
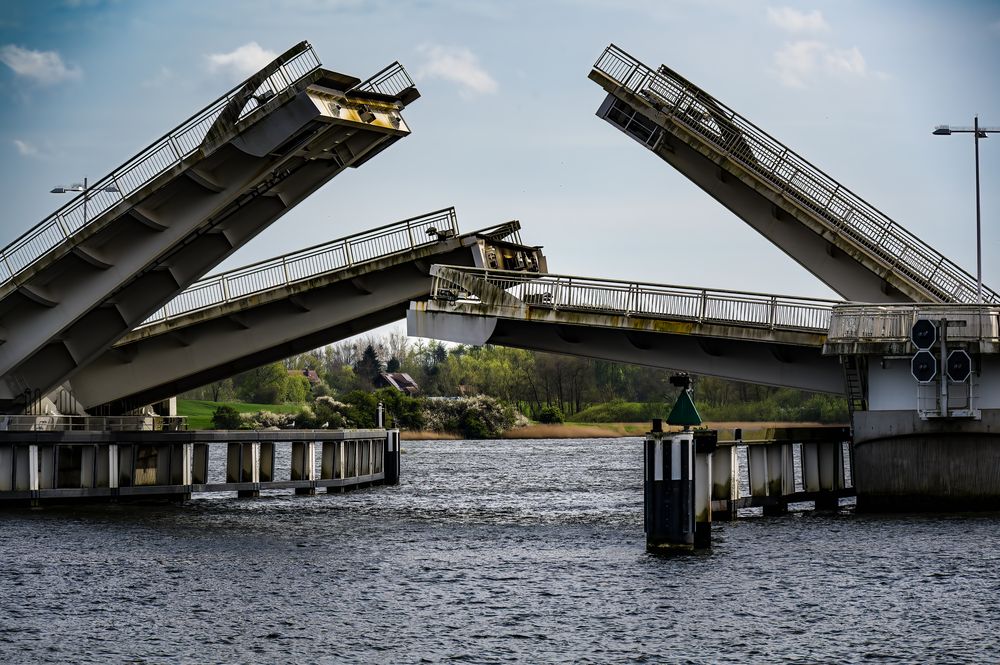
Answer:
353;344;384;388
386;356;401;373
212;405;242;429
234;362;290;404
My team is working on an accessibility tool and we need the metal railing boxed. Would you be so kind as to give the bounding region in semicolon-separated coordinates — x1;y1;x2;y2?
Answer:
593;44;998;305
138;208;465;326
0;414;187;432
827;304;1000;342
432;266;835;333
351;61;416;97
0;43;323;288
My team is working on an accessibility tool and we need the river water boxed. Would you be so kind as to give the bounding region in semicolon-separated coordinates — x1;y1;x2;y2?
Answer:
2;437;999;663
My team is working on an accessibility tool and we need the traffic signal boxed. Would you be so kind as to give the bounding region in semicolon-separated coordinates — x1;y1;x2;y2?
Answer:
910;319;937;350
947;349;972;383
911;350;937;384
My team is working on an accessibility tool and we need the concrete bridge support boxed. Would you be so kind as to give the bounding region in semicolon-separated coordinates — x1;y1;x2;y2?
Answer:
291;441;317;495
801;442;845;510
826;304;1000;511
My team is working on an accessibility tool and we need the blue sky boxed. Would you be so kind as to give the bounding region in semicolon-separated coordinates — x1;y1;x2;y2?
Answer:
1;0;999;305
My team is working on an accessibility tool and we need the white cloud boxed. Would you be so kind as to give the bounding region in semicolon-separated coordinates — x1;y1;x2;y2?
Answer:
415;44;498;98
13;139;39;157
767;6;828;32
825;46;868;78
0;45;82;85
773;40;881;88
205;42;277;80
773;40;826;87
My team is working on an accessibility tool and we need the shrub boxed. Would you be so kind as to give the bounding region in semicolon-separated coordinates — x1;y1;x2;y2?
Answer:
294;405;318;429
422;395;516;438
536;406;564;424
212;405;242;429
313;396;351;428
239;410;296;429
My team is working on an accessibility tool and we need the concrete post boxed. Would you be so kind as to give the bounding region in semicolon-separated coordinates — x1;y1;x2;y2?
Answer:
0;446;13;492
711;443;739;520
384;430;400;486
747;445;768;499
322;441;338;493
762;443;793;516
38;445;54;490
643;425;695;553
291;441;316;495
260;442;274;482
192;444;210;485
80;446;96;488
693;431;716;548
243;441;260;498
108;444;119;491
814;441;844;509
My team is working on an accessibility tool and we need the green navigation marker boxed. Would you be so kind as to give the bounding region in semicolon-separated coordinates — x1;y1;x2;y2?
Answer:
666;389;702;428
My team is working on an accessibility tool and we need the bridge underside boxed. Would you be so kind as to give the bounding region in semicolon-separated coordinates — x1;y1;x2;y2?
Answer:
0;44;416;413
75;225;544;413
593;90;905;304
408;305;843;394
588;46;993;306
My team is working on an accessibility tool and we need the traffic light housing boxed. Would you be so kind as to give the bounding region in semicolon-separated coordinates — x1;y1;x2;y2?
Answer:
911;350;937;384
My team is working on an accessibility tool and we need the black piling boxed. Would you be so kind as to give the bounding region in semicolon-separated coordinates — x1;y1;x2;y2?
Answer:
644;421;695;553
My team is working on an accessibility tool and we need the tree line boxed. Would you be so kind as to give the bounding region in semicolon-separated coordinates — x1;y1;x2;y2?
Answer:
181;331;847;424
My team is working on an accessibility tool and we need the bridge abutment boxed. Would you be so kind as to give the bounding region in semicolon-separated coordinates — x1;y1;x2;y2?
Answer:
827;304;1000;512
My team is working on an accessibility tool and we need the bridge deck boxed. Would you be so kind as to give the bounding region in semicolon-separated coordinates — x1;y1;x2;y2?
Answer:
71;211;542;412
409;266;843;393
0;41;418;412
589;44;995;306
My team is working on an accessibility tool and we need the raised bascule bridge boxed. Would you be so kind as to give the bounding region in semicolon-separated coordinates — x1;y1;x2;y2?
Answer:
75;210;542;414
0;41;419;414
1;40;996;515
410;44;1000;513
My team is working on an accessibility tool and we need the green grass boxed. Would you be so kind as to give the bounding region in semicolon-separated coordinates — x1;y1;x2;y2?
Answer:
178;399;303;430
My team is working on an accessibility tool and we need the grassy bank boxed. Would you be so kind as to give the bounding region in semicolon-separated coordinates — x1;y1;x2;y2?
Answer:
178;399;302;430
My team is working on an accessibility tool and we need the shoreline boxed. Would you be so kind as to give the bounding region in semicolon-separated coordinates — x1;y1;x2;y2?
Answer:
400;421;847;441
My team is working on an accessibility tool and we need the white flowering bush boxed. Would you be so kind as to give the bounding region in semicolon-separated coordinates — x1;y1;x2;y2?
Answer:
422;395;516;438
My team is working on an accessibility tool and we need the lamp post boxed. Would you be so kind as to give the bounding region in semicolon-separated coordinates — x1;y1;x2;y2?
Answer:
933;116;998;304
50;177;120;228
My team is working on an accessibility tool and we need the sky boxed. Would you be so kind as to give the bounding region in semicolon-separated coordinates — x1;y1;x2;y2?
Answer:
1;0;998;315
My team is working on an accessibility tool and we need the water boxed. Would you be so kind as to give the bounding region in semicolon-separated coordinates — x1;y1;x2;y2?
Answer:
2;438;999;663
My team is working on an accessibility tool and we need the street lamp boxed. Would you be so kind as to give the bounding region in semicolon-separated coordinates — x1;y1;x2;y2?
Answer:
50;177;120;228
933;116;998;304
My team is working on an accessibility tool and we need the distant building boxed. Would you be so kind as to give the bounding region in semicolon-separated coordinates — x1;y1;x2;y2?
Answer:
288;369;321;385
375;372;420;396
